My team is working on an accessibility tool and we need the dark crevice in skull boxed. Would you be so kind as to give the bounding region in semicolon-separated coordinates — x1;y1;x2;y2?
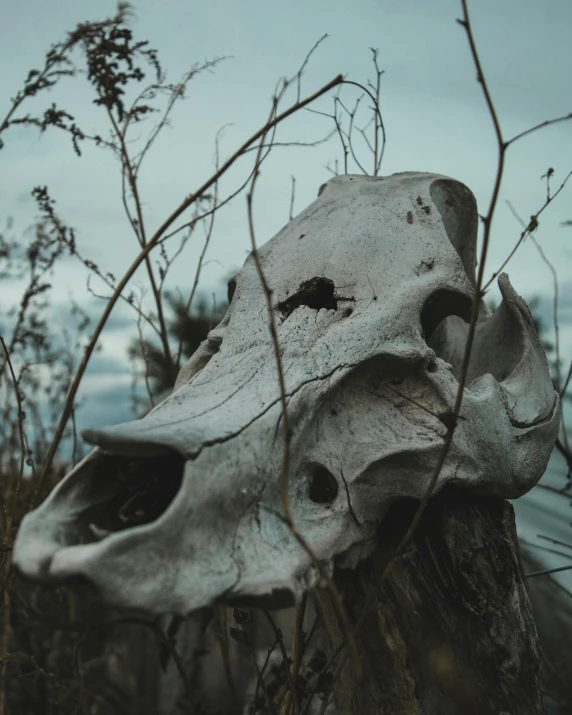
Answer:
227;277;237;303
309;465;339;504
277;277;354;318
420;289;472;340
80;452;185;540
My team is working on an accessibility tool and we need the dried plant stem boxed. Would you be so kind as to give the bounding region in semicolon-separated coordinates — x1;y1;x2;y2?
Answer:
247;129;361;687
291;593;307;683
30;73;343;508
382;0;506;599
280;594;308;715
135;294;156;407
215;606;238;709
249;644;277;715
538;535;572;551
262;610;299;713
109;109;177;384
0;339;26;542
530;235;570;454
483;170;572;292
0;584;9;715
0;339;28;715
506;112;572;147
313;0;532;700
174;160;221;369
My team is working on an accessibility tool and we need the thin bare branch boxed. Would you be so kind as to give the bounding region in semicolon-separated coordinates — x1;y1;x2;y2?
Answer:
527;564;572;578
31;73;344;506
107;107;177;384
506;112;572;148
0;338;26;541
484;170;572;292
530;234;570;453
245;68;360;691
262;610;299;713
538;535;572;551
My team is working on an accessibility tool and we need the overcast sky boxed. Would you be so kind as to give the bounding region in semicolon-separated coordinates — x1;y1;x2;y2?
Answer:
1;0;571;433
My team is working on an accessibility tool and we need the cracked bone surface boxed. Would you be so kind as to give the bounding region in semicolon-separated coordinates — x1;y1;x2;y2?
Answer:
13;173;559;614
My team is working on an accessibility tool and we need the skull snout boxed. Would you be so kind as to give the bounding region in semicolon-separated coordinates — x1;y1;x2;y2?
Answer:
13;449;187;580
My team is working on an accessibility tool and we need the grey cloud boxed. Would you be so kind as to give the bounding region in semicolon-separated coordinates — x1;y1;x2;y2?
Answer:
77;382;135;432
83;353;130;377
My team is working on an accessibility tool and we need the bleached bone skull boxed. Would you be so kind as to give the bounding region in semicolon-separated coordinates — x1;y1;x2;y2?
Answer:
14;173;559;614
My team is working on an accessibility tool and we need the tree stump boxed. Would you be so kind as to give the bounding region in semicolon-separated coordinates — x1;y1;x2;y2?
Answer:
315;487;545;715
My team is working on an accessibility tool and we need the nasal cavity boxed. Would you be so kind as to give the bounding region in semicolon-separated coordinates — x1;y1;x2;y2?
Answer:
309;465;339;504
277;277;337;318
81;452;185;540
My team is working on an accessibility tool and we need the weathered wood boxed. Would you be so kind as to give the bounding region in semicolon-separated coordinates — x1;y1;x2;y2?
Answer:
315;487;545;715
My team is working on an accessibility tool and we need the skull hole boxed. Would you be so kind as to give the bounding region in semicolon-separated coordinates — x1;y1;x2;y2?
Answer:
81;452;185;540
277;277;338;318
309;465;339;504
420;289;472;340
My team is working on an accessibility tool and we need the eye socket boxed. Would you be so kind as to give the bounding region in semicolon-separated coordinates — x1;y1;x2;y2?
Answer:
420;289;472;340
309;466;338;504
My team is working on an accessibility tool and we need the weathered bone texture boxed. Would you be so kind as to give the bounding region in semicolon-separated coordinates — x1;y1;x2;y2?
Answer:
13;173;559;615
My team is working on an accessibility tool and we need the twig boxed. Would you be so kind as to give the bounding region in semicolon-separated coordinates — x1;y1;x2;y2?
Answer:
262;610;299;713
519;538;572;560
484;174;572;292
248;644;278;715
246;97;361;683
134;59;227;173
0;337;26;541
368;47;386;175
107;107;177;384
299;640;345;715
30;72;344;507
252;637;279;715
282;593;308;715
384;0;507;601
337;95;368;175
70;406;79;466
134;293;156;407
506;112;572;148
215;606;238;709
174;132;223;370
526;564;572;578
538;535;572;551
296;34;329;103
291;593;307;683
503;194;571;454
73;637;92;715
313;0;523;693
530;234;570;453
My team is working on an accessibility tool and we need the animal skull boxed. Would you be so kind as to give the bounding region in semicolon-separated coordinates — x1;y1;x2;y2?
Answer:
13;173;559;614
